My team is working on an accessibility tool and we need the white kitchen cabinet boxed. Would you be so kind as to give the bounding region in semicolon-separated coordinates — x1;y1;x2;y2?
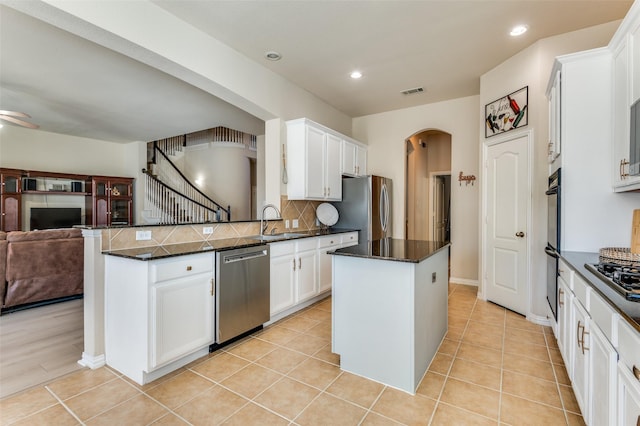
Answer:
570;297;590;421
150;271;214;368
547;70;561;163
105;252;215;385
286;118;343;201
342;139;367;177
610;1;640;191
588;324;617;426
269;238;318;315
557;275;572;370
617;316;640;426
618;361;640;426
317;232;358;294
269;242;297;316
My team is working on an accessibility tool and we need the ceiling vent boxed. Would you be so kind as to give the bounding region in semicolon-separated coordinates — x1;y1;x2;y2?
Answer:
401;87;424;96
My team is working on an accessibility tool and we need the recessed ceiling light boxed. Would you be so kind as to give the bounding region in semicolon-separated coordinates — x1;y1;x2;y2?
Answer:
350;71;363;79
265;51;282;61
510;25;528;36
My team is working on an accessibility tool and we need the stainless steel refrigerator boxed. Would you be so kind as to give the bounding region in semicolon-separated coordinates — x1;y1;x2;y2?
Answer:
333;175;392;241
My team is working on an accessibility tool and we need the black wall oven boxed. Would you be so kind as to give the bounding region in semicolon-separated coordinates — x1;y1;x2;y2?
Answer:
545;168;561;319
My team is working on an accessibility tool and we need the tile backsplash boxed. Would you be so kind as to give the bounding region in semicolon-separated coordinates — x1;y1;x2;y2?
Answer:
102;196;324;251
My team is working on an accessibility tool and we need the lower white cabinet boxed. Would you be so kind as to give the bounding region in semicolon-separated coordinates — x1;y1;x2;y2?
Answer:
269;243;297;316
269;232;359;317
589;324;617;425
617;362;640;426
557;276;572;370
570;297;590;420
150;272;214;368
105;252;215;385
555;257;640;425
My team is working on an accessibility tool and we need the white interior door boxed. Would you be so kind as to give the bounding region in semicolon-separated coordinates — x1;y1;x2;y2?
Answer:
485;133;529;315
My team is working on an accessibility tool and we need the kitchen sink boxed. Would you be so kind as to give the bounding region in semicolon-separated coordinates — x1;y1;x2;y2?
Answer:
249;232;307;241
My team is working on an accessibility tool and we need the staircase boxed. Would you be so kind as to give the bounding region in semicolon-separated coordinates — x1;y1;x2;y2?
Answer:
142;136;231;224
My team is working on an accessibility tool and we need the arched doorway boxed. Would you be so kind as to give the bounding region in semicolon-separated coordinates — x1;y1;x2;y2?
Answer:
405;129;452;241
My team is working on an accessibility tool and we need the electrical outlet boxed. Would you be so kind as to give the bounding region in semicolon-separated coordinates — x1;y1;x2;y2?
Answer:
285;220;290;229
136;230;152;241
292;219;299;228
203;227;213;235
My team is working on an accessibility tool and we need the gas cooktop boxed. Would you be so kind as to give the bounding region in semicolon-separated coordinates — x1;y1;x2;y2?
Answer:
585;262;640;302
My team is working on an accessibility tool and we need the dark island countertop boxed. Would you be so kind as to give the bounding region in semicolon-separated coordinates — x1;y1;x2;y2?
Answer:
561;251;640;332
102;228;357;261
329;238;450;263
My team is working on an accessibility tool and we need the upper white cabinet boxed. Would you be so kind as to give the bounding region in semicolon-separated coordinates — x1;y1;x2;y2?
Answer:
286;118;366;200
547;70;561;163
610;1;640;191
342;138;367;177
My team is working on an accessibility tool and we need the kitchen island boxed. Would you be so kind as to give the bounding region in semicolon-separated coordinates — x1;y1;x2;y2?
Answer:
330;238;450;394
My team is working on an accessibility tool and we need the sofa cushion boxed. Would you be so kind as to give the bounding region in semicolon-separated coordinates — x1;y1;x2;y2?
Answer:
4;237;83;308
7;228;82;242
0;231;6;240
0;239;7;306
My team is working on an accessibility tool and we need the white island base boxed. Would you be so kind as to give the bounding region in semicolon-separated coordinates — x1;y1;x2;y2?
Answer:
332;243;448;395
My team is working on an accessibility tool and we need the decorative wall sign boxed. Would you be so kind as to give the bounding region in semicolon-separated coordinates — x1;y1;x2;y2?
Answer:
485;86;528;138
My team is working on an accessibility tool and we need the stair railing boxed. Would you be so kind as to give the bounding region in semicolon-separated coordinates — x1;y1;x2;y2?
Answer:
144;140;231;222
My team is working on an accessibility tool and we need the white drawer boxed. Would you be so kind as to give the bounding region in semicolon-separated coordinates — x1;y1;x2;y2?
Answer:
296;237;317;252
341;232;358;246
589;290;617;345
269;241;295;257
573;273;590;310
558;259;574;288
151;253;213;282
318;235;341;249
618;318;640;374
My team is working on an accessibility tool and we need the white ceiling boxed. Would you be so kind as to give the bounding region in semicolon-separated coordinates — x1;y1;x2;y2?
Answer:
0;1;633;144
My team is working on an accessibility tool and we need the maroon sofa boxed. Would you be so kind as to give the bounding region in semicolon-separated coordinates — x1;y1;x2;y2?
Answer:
0;228;84;313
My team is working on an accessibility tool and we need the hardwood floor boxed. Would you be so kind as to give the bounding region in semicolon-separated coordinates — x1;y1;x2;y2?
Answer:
0;299;84;399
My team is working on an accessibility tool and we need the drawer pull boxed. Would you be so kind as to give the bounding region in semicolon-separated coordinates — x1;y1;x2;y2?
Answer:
633;365;640;381
558;288;564;307
186;266;192;271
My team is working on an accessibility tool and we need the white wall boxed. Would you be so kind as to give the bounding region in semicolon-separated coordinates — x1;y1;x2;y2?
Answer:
0;125;136;176
353;96;480;284
479;21;622;318
182;143;252;221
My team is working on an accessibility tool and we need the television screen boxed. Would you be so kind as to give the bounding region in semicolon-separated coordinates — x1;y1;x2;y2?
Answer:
30;207;82;230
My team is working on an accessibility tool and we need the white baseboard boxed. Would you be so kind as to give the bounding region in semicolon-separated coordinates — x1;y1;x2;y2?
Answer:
78;352;106;369
449;277;479;286
266;291;330;325
527;313;551;327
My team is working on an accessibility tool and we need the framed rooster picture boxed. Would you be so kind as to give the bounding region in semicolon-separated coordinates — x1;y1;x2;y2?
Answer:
485;86;528;138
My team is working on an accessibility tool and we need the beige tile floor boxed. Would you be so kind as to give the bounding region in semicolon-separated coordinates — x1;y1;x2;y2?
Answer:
0;284;583;425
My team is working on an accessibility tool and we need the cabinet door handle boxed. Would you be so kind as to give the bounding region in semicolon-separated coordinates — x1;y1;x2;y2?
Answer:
620;158;630;179
293;258;296;271
210;278;215;296
577;320;583;350
558;288;564;307
581;328;589;354
298;258;302;269
633;365;640;381
186;266;192;271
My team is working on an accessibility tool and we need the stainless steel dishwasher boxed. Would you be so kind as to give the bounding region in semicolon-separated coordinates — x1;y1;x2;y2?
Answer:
214;245;270;346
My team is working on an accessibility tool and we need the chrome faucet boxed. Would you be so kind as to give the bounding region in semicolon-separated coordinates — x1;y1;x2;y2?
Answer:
260;204;281;237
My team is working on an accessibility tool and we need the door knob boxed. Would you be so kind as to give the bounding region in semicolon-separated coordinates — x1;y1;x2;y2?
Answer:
515;232;525;238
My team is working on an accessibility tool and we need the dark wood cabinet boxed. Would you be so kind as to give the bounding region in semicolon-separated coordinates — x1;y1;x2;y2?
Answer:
1;170;22;232
0;168;133;230
87;176;133;227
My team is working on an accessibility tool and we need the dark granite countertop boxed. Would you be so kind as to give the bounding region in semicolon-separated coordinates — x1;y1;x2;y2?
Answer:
102;228;357;261
561;251;640;333
329;238;450;263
